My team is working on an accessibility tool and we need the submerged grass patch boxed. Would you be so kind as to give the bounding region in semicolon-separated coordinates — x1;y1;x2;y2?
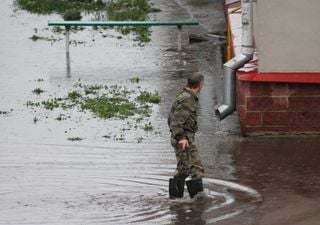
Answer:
81;96;140;119
30;35;60;42
26;81;161;141
41;98;63;110
17;0;160;43
28;83;159;120
143;122;153;131
102;135;111;139
56;113;68;121
26;101;41;107
67;137;83;141
137;91;161;104
63;9;82;21
106;0;155;43
130;76;140;83
33;117;39;124
0;111;10;116
17;0;107;14
32;88;45;95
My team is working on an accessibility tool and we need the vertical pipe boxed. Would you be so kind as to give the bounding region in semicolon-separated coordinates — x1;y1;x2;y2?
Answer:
215;0;254;120
241;0;254;55
177;25;182;51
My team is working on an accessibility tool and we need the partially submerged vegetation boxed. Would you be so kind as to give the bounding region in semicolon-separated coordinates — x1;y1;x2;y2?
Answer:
67;137;83;142
106;0;160;43
26;79;161;142
0;111;11;116
32;88;45;95
27;83;159;119
17;0;160;43
16;0;106;14
137;91;161;104
33;117;39;124
30;35;61;42
143;122;153;131
63;9;82;21
130;76;140;83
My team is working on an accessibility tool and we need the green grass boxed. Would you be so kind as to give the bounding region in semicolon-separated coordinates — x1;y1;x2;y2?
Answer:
42;98;62;110
143;122;153;131
55;113;67;121
137;137;143;143
68;91;82;102
137;91;161;104
67;137;83;141
106;0;154;43
81;96;140;119
32;88;45;95
30;35;60;42
26;83;160;141
63;9;82;20
130;76;140;83
0;111;10;115
26;101;41;107
84;84;103;95
17;0;160;43
17;0;107;14
33;117;39;124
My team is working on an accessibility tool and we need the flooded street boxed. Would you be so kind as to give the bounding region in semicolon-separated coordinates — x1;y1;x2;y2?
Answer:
1;0;320;224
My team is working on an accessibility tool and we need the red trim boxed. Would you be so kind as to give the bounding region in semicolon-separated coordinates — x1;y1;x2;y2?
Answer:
238;69;320;84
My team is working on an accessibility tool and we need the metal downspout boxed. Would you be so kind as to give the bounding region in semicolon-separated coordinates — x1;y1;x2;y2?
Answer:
216;0;255;120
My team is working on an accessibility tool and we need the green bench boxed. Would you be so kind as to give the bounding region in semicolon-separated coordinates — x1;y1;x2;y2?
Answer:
48;21;199;54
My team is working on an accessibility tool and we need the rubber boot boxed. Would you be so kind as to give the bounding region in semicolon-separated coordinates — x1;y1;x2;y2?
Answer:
186;179;204;199
169;178;185;199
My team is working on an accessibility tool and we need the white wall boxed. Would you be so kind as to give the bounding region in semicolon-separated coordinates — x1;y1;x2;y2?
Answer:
257;0;320;73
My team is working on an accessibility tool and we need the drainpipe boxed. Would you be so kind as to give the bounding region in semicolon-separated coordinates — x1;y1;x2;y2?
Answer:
215;0;255;120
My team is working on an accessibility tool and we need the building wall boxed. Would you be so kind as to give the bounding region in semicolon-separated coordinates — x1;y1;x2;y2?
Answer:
257;0;320;73
237;79;320;136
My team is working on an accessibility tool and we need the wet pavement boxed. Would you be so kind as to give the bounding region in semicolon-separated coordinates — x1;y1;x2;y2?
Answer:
1;0;320;224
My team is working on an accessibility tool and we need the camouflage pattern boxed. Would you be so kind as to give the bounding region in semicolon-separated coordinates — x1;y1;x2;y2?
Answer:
168;88;204;180
168;88;198;141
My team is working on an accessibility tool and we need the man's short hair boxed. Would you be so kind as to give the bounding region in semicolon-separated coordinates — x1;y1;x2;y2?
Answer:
187;73;204;88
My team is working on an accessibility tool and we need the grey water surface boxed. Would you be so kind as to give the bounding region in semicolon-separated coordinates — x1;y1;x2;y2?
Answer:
1;0;320;224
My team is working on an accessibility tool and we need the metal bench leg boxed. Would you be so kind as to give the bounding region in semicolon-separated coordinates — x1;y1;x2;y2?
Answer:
65;26;71;76
65;26;70;56
177;25;182;51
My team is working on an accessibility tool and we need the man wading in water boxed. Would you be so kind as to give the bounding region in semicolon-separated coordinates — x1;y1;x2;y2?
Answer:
168;73;205;199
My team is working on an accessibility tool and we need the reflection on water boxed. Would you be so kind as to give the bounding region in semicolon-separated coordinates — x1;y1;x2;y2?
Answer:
66;52;71;77
235;138;320;225
4;0;319;225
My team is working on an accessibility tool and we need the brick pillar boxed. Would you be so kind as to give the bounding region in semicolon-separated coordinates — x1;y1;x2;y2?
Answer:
237;79;320;136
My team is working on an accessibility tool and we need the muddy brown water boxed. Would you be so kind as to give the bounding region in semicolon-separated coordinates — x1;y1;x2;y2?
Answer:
1;0;320;224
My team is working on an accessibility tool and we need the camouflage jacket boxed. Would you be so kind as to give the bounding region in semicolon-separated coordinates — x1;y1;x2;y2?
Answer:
168;88;198;141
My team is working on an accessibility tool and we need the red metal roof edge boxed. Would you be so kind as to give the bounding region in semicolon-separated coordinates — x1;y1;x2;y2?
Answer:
238;70;320;84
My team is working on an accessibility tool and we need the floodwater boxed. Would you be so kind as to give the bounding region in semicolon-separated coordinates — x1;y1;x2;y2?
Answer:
1;0;320;224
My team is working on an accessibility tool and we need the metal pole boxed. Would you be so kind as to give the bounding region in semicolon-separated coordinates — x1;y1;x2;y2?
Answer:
65;26;71;77
177;25;182;51
65;26;70;56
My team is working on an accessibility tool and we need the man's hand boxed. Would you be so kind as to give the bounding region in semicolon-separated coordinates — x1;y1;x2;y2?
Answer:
178;139;189;150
